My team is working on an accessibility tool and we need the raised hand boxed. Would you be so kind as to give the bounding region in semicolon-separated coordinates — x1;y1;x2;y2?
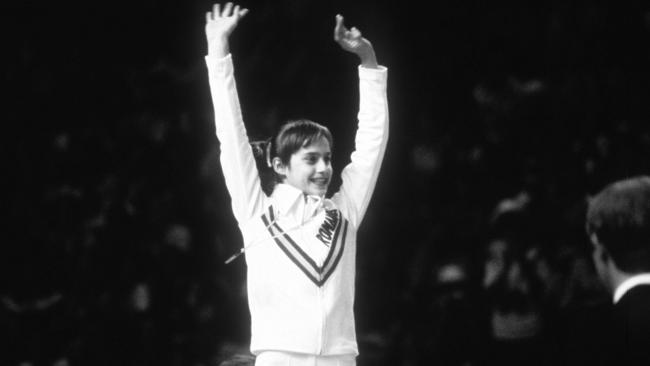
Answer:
333;14;377;68
205;2;249;57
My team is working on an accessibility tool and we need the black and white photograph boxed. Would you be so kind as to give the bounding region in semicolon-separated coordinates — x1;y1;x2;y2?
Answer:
5;0;650;365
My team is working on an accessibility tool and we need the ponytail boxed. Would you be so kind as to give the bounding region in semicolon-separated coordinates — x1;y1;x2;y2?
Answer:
250;139;276;195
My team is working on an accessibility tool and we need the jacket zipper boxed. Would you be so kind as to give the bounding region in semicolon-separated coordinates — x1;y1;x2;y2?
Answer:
317;285;326;355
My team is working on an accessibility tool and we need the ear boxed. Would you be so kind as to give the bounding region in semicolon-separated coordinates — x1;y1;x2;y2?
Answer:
590;233;610;265
590;232;622;292
272;157;287;177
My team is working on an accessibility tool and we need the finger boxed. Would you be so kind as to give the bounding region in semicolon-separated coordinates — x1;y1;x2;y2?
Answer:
351;27;362;39
239;8;249;17
334;14;345;41
233;4;240;17
223;2;233;17
206;11;212;22
213;3;221;18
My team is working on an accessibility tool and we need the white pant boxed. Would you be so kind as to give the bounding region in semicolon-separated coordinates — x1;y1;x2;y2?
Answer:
255;351;356;366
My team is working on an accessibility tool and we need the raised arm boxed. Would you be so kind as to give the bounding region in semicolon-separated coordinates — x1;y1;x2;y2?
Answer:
332;15;389;227
205;3;265;224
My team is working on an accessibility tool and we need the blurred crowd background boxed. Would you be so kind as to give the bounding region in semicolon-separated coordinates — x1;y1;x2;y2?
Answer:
5;0;650;365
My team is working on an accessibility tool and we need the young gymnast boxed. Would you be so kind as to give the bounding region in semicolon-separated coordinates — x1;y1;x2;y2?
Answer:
204;3;388;365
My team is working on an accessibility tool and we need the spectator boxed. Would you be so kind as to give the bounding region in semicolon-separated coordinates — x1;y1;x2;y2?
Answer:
586;175;650;365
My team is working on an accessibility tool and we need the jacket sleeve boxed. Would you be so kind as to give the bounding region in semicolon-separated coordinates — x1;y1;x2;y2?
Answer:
332;65;389;228
205;53;265;224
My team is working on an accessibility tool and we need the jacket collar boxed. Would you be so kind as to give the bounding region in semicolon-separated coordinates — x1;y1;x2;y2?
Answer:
272;183;326;218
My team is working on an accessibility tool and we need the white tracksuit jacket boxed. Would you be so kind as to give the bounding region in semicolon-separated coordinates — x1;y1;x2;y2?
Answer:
205;53;388;356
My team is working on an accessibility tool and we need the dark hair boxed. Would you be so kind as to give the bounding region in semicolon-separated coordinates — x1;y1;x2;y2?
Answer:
586;175;650;273
251;119;333;195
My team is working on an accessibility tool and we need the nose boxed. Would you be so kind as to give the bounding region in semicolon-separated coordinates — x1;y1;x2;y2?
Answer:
316;158;329;172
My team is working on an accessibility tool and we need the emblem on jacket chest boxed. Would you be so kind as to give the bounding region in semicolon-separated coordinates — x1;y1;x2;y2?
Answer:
316;209;340;247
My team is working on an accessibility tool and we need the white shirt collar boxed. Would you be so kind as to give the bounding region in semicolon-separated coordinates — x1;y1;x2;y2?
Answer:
272;183;325;217
613;273;650;304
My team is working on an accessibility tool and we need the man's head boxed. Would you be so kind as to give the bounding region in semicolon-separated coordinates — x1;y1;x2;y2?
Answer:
586;176;650;289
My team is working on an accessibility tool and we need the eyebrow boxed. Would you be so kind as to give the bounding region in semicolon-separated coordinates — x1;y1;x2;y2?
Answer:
302;151;331;157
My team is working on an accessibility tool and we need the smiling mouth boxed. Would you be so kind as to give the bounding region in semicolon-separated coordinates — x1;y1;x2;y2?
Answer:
311;178;330;186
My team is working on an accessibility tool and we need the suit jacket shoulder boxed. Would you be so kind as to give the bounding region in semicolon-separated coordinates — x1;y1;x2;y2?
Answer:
614;284;650;365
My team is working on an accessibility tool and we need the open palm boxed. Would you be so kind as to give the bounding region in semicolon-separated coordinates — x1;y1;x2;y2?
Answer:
205;2;249;54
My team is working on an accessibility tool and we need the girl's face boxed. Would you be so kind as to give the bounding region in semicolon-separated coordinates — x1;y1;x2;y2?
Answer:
276;137;332;197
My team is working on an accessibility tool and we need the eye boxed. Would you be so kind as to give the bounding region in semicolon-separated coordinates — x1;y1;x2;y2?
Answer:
305;155;318;164
324;155;332;164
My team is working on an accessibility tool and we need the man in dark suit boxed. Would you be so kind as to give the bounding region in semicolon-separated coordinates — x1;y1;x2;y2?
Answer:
586;176;650;365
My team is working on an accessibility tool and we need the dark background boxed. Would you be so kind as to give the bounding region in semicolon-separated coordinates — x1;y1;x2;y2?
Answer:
4;0;650;365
